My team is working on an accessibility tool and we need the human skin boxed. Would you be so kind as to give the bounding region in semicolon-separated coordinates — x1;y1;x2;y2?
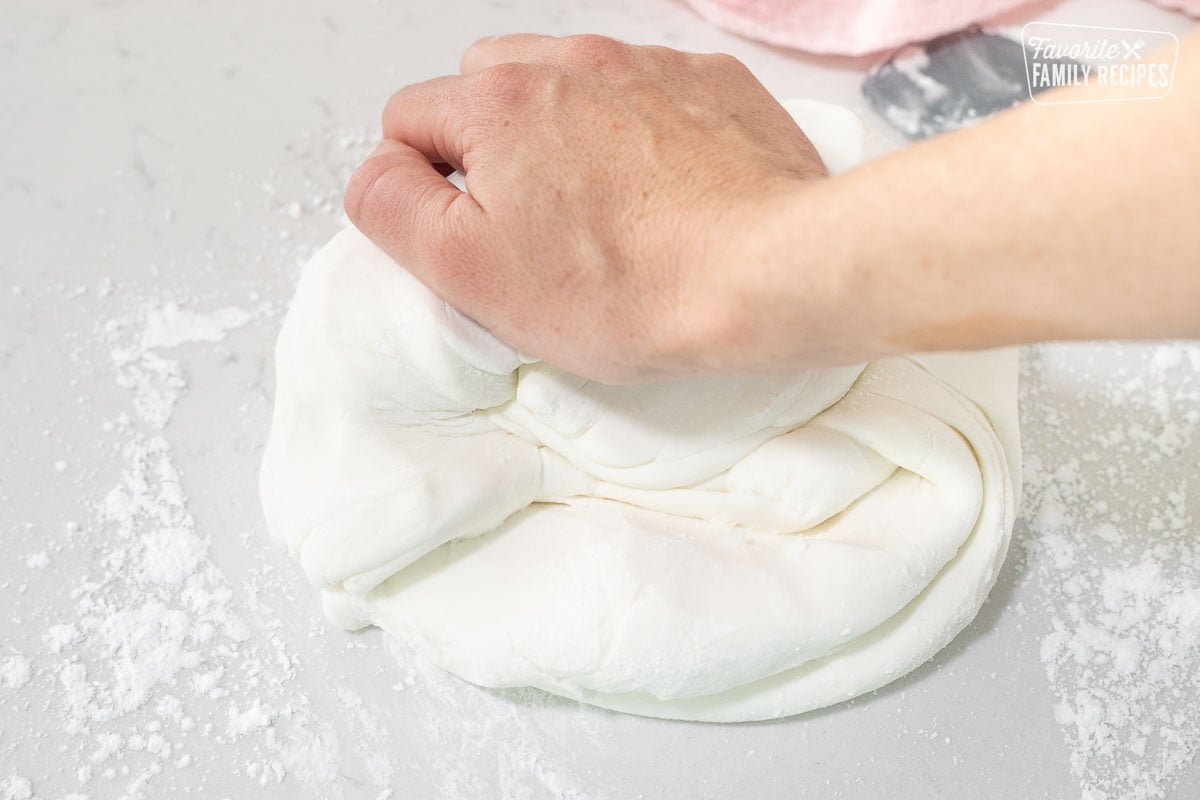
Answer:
344;31;1200;384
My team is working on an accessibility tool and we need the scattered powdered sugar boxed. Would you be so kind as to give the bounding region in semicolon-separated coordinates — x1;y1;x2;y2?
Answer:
23;552;50;570
43;623;80;653
104;303;252;429
378;634;612;799
1;120;605;796
139;303;254;350
0;122;536;799
0;655;32;691
4;110;1197;798
4;299;348;797
1018;342;1200;800
0;775;33;800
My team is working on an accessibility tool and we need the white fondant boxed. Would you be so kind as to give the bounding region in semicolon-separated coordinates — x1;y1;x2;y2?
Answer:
261;101;1020;721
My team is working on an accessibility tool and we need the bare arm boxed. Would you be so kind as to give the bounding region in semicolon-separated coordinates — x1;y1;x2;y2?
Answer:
740;29;1200;372
345;31;1200;382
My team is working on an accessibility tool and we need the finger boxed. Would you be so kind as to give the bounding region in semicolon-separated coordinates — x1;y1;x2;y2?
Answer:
460;33;558;74
381;75;473;171
343;139;477;271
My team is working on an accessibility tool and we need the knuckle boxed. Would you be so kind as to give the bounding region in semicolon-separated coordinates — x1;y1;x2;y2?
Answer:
463;34;493;57
381;88;406;130
469;62;533;106
704;51;747;73
382;82;429;125
345;158;449;247
560;33;624;62
459;36;491;73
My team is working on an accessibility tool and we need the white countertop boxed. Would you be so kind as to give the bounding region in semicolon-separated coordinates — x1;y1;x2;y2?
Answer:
2;1;1198;798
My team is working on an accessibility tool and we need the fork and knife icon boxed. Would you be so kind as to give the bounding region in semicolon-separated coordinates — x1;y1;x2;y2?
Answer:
1121;38;1146;59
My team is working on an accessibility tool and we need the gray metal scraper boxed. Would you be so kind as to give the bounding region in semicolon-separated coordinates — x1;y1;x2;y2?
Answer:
862;25;1077;140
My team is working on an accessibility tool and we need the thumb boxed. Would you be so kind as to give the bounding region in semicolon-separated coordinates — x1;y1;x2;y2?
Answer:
343;139;474;271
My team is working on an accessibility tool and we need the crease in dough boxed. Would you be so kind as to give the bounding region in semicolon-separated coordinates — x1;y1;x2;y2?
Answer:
260;99;1020;721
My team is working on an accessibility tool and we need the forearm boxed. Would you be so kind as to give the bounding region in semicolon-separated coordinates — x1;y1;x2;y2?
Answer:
753;31;1200;366
349;32;1196;382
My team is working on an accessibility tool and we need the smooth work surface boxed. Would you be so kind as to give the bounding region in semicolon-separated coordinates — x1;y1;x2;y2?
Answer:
1;1;1197;798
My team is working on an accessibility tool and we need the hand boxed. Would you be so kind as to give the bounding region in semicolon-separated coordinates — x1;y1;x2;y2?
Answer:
344;34;830;383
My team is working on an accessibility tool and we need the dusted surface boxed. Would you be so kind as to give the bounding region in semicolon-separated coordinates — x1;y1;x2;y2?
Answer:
1;0;1197;798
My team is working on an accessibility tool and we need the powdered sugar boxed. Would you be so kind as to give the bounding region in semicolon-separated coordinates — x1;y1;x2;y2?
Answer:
0;110;601;793
1;299;349;797
23;553;49;570
0;124;1193;800
0;775;32;800
4;308;1199;799
1019;343;1200;800
0;656;31;691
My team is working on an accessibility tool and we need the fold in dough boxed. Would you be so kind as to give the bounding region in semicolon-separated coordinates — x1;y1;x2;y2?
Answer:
260;100;1021;722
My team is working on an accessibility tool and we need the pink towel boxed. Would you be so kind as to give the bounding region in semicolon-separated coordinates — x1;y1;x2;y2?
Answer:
681;0;1199;55
1156;0;1200;16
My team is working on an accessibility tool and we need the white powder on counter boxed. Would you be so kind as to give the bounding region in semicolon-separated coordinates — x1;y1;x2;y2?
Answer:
4;110;1196;799
0;775;32;800
0;656;32;690
1;122;510;799
22;312;1191;800
23;552;50;569
139;303;253;350
9;300;343;797
1018;343;1200;800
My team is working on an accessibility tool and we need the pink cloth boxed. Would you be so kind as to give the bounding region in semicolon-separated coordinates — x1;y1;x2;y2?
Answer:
681;0;1199;55
1156;0;1200;16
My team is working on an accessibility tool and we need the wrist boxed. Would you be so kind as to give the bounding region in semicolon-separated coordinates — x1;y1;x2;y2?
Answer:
679;174;889;375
